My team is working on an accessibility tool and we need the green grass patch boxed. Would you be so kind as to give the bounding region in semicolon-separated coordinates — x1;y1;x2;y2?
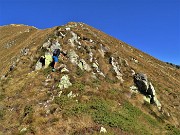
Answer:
91;79;101;88
72;82;85;93
54;95;74;109
105;76;118;84
60;96;162;134
108;88;119;96
42;66;52;76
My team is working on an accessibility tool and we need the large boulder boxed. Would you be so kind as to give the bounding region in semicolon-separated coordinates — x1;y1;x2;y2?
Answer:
133;73;148;93
35;56;45;70
133;73;162;110
44;52;53;68
35;39;61;70
147;82;156;97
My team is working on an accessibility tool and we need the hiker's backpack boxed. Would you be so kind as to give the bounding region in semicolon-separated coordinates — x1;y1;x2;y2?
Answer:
53;49;60;57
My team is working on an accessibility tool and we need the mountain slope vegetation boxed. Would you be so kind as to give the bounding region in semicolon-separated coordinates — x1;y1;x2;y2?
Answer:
0;22;180;135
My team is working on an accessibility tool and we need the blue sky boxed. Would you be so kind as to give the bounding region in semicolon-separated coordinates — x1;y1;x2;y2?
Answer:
0;0;179;64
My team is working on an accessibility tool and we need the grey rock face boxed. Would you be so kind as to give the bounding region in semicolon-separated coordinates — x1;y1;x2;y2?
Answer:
110;57;124;82
68;31;78;47
92;59;105;77
43;40;51;48
133;73;148;93
98;44;108;58
35;56;45;70
35;60;43;70
68;50;79;65
35;38;61;70
50;41;61;53
78;59;91;72
133;73;161;110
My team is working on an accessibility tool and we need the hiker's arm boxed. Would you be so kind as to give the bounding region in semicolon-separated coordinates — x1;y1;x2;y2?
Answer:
60;53;65;59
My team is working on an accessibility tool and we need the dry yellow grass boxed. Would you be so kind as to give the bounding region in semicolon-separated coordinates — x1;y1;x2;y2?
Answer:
0;22;179;134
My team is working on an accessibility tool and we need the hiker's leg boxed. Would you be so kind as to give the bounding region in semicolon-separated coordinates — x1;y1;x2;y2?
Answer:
54;62;58;69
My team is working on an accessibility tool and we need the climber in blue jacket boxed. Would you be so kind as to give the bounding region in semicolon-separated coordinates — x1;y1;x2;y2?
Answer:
52;49;60;72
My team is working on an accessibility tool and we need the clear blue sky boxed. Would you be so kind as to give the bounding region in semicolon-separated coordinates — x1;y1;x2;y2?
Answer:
0;0;179;64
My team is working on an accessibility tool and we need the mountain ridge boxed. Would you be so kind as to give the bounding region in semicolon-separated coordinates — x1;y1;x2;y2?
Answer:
0;22;179;135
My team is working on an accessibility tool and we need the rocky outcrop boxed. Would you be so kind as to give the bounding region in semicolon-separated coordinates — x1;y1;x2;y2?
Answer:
78;59;91;72
68;50;79;65
92;59;105;77
35;56;45;70
98;44;108;58
133;73;148;93
133;73;162;110
44;52;53;68
58;75;72;90
35;39;61;70
68;31;80;47
110;57;124;82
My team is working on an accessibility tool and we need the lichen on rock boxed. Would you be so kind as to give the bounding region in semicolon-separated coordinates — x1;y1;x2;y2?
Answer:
58;75;72;90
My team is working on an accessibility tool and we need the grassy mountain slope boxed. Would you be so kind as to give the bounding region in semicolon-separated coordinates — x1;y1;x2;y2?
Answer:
0;22;179;135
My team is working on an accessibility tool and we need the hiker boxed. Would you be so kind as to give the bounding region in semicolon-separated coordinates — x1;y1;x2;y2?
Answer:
52;49;61;72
